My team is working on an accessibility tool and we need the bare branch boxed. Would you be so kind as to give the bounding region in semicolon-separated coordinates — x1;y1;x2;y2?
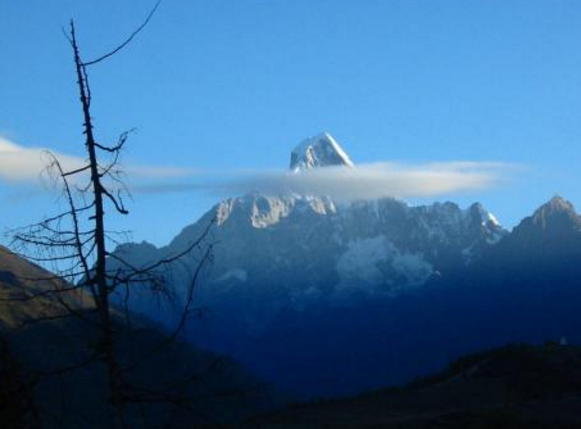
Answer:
62;164;91;177
101;186;129;215
82;1;161;67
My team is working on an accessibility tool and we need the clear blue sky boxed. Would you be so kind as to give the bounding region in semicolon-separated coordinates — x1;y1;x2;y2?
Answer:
1;0;580;246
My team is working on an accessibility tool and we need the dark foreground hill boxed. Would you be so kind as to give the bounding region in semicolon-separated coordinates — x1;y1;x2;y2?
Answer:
243;343;581;429
0;245;272;429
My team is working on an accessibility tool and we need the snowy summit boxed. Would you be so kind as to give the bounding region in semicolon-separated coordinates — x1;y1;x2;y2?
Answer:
290;132;354;172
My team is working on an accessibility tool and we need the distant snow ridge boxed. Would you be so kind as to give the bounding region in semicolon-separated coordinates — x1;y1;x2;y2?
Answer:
108;132;507;362
290;132;354;172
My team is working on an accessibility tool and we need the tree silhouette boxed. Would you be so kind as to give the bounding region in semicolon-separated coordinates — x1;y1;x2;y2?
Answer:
6;4;218;427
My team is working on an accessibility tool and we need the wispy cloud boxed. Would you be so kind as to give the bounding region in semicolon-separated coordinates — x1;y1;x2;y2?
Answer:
0;136;514;201
133;161;515;201
206;162;513;200
0;137;189;184
0;137;85;183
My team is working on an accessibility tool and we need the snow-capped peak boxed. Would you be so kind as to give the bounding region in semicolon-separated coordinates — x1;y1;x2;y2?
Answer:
290;132;354;172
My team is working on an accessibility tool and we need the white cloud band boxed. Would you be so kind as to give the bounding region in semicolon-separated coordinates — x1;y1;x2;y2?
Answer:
0;136;513;201
206;162;510;200
0;137;189;184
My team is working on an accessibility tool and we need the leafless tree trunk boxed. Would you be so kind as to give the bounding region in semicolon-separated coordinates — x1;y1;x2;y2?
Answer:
70;21;125;421
4;5;219;428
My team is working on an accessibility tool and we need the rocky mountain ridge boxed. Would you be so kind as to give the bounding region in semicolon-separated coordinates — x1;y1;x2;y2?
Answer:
108;134;581;398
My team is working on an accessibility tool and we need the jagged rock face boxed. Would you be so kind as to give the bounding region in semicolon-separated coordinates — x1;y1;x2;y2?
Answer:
114;133;504;317
109;190;581;399
110;193;506;385
197;195;503;300
108;133;508;396
110;179;504;338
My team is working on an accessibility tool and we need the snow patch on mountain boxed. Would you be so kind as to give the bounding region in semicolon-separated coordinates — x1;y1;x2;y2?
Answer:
337;236;391;286
290;132;354;172
336;235;433;295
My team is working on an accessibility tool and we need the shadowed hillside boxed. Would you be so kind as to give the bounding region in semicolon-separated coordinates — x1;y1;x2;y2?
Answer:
0;245;273;428
243;343;581;429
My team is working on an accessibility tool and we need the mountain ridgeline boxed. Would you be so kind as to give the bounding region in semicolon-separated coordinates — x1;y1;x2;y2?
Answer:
110;133;581;398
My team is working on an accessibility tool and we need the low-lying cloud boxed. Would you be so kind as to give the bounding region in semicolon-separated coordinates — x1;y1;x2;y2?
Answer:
0;136;513;201
202;162;511;200
0;137;86;183
0;137;189;184
131;162;513;201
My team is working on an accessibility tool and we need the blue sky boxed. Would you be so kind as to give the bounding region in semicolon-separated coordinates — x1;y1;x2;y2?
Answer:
1;0;580;246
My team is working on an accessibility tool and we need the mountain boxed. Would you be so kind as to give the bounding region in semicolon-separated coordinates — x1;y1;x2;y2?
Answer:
289;132;354;171
243;342;581;429
245;195;581;398
445;195;581;302
113;133;504;318
109;133;510;397
500;195;581;258
0;245;272;428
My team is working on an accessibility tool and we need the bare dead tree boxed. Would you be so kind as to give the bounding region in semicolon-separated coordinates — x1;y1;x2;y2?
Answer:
3;5;222;428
